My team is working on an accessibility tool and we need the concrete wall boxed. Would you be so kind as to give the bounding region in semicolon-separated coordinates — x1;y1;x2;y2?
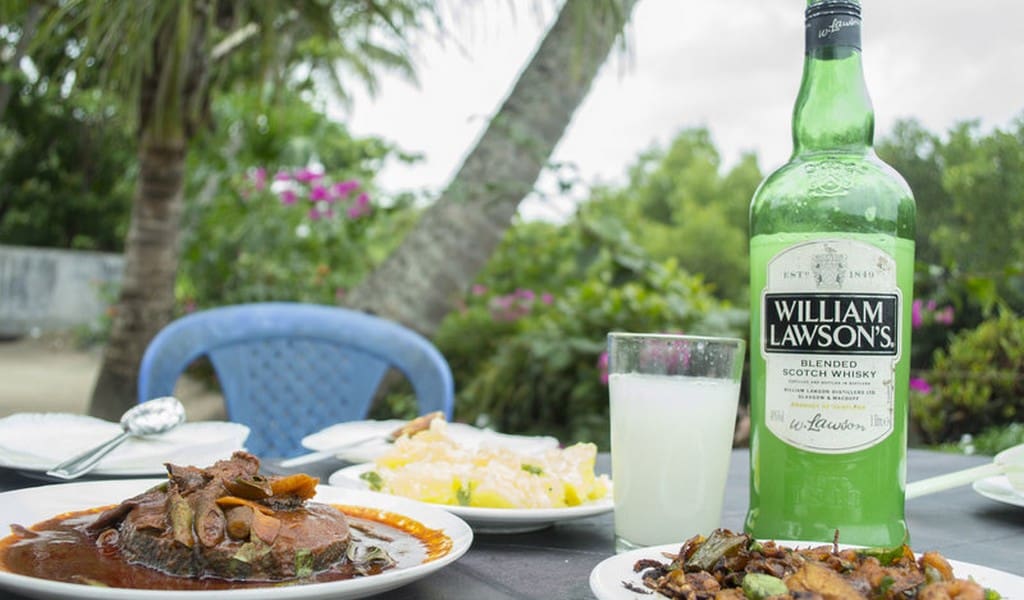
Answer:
0;245;123;338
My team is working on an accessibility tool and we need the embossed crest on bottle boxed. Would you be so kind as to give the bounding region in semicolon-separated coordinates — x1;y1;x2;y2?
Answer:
804;160;859;197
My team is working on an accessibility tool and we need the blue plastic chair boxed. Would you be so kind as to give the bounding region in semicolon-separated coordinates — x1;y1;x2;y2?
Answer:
137;302;454;458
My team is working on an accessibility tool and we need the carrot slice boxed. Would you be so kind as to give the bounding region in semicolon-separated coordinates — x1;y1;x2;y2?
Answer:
215;495;274;515
270;474;319;499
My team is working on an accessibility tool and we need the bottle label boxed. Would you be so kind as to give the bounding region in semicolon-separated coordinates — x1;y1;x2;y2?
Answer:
761;238;900;453
806;2;861;52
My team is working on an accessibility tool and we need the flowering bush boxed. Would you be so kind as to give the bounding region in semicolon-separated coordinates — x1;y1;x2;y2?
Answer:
269;167;373;221
596;351;609;385
908;377;931;395
597;333;696;385
910;311;1024;444
907;294;959;424
440;260;745;450
911;299;955;329
486;287;554;322
178;165;414;309
435;285;560;414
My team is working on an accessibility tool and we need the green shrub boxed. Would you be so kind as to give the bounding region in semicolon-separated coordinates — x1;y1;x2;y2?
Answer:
178;167;416;309
447;259;746;450
0;88;134;251
177;87;419;311
910;261;1006;371
911;311;1024;443
938;422;1024;456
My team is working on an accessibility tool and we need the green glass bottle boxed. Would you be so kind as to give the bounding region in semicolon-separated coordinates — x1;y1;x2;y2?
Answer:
745;0;915;547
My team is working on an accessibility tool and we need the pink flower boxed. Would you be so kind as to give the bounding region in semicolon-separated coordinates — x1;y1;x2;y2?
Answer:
310;184;330;202
333;179;360;198
597;351;609;385
638;337;692;374
346;192;372;219
515;288;535;301
294;167;323;183
541;292;554;305
666;341;692;372
279;189;298;205
911;300;924;329
274;171;292;182
488;294;522;321
471;284;487;296
934;306;955;326
909;377;932;394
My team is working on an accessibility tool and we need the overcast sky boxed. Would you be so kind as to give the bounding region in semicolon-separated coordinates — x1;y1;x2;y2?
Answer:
334;0;1024;221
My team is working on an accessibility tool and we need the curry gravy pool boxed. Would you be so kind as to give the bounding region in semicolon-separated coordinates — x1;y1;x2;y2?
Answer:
0;503;451;590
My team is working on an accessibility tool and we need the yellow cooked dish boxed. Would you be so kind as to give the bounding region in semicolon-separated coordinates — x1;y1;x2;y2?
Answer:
359;420;609;509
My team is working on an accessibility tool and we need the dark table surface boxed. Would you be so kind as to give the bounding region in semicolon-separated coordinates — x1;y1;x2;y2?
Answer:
1;448;1022;599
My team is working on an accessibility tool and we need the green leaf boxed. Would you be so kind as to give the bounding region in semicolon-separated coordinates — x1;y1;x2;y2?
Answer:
294;548;314;578
856;545;907;566
456;485;471;506
233;540;271;564
521;464;544;476
359;470;384;492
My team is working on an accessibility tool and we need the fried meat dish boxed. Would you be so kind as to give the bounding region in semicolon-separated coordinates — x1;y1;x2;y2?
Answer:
633;529;999;600
88;451;349;581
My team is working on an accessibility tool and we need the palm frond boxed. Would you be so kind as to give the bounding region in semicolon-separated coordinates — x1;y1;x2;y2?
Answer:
29;0;440;133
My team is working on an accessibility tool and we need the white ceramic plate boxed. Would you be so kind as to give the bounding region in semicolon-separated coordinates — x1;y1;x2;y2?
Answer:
0;479;473;600
974;475;1024;508
589;541;1024;600
328;463;613;534
301;420;559;464
0;413;250;477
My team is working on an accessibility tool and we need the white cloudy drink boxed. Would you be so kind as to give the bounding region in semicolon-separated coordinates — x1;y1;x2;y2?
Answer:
609;372;741;550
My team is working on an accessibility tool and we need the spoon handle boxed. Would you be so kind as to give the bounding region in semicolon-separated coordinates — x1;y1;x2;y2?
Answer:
277;435;381;468
278;413;445;469
46;431;132;480
905;462;1007;499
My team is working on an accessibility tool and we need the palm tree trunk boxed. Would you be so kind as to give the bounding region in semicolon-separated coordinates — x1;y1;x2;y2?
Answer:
86;3;207;420
346;0;638;335
88;140;186;420
0;3;43;122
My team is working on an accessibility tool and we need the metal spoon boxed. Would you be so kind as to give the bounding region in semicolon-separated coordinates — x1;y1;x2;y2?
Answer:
46;396;186;480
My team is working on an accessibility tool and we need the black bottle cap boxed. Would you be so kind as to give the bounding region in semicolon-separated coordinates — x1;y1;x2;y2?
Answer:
805;0;861;51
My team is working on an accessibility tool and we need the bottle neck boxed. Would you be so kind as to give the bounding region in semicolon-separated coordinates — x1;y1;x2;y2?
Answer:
792;1;873;156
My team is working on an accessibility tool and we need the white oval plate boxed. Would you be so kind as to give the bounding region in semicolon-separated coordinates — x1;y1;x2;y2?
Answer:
0;479;473;600
0;413;250;477
974;475;1024;508
301;420;558;464
589;540;1024;600
328;463;612;534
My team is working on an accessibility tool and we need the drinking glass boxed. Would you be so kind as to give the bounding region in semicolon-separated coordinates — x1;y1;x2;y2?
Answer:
608;332;745;552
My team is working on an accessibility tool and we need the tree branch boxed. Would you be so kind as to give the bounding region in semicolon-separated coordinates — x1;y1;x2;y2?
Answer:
211;22;259;62
0;2;44;121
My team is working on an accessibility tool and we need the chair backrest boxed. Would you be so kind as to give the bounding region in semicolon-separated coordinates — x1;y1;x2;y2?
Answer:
138;302;454;458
